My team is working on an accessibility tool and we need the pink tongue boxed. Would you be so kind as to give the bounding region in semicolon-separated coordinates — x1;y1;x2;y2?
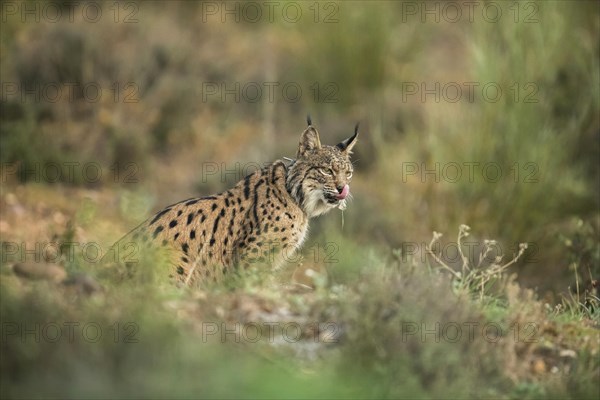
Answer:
336;184;350;200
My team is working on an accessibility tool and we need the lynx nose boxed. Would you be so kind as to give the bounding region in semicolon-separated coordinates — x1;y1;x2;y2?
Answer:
336;184;349;200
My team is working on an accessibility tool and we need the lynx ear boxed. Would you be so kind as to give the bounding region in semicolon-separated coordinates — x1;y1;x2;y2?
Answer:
336;123;359;154
297;126;321;158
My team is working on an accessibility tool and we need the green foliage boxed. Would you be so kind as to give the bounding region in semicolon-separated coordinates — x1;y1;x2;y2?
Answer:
560;218;600;282
557;218;600;320
0;277;359;399
4;231;598;399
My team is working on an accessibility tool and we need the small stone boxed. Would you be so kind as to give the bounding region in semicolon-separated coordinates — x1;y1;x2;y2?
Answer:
531;359;546;374
62;273;103;295
5;193;18;206
13;262;67;282
53;211;66;225
0;220;10;233
559;349;577;359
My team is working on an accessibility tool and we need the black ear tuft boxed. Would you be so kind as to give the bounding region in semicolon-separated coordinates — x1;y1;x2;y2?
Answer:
336;122;359;153
307;114;312;126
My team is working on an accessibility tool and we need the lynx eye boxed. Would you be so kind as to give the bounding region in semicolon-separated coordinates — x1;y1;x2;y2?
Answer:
319;168;333;176
346;170;353;179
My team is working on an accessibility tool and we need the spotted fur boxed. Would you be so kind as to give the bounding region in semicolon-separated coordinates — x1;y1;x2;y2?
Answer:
110;118;358;285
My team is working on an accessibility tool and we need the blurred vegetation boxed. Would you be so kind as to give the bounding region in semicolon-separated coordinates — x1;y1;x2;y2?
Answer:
1;224;598;399
1;1;599;398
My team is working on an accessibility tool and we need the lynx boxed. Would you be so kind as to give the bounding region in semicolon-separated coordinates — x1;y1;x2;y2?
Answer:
110;117;358;285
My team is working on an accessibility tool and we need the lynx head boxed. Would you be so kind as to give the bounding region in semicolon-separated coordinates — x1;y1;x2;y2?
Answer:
286;117;359;218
